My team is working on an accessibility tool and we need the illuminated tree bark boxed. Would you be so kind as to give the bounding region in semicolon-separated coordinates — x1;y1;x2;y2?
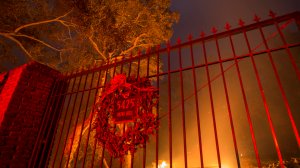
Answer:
0;0;178;72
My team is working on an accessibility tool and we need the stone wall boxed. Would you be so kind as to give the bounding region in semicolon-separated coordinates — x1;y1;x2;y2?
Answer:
0;62;59;167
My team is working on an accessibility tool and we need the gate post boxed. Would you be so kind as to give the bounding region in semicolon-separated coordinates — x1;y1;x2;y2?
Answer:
0;62;59;167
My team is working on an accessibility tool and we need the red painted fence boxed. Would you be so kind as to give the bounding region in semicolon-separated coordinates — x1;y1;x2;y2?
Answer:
31;11;300;168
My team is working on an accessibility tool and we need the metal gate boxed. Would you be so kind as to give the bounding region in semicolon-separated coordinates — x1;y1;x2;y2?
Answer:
30;11;300;168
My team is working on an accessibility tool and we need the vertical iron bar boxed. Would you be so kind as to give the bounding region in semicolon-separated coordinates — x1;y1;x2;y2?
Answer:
66;73;89;167
81;66;102;168
128;53;133;76
91;70;109;168
30;76;59;167
29;77;58;166
45;76;70;167
91;58;118;168
142;51;151;168
108;60;119;168
126;54;133;168
112;59;119;168
73;69;96;167
129;53;142;168
274;19;300;80
90;65;109;168
137;52;141;77
214;34;241;167
143;142;146;168
228;33;261;167
121;53;133;168
120;56;125;74
155;45;160;168
272;19;300;146
178;39;188;168
113;58;117;76
119;57;126;168
189;37;204;168
147;52;151;77
109;157;113;168
202;39;221;168
243;25;278;168
130;154;134;168
51;72;77;168
59;70;84;168
91;62;110;168
38;77;68;168
167;43;173;168
258;24;288;167
99;144;105;168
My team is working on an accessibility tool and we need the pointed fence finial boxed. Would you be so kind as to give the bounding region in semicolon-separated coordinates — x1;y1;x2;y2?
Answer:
86;64;91;70
146;47;151;54
156;44;161;51
225;22;231;30
130;52;133;58
253;14;261;22
211;27;217;34
177;37;181;44
200;31;206;38
239;19;245;27
167;41;171;51
269;10;276;18
188;34;193;41
71;70;76;76
92;62;97;69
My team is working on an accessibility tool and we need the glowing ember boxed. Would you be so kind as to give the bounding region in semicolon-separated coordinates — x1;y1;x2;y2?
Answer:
159;161;169;168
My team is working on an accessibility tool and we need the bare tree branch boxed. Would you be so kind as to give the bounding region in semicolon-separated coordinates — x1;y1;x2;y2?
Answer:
88;35;107;60
0;10;76;65
134;12;143;23
14;9;74;33
12;33;61;51
119;33;147;56
0;33;33;59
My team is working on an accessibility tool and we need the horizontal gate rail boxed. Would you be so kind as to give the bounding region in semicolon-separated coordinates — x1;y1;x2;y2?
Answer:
62;11;300;79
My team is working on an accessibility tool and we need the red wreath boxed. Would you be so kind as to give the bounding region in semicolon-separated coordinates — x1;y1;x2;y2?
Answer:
94;74;159;160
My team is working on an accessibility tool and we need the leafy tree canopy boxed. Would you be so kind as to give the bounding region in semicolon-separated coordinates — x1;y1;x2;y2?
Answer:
0;0;179;72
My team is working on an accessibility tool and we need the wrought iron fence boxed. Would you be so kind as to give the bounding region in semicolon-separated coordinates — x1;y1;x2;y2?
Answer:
31;11;300;168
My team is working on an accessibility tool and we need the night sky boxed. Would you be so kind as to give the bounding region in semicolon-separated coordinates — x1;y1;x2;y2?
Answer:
171;0;300;41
